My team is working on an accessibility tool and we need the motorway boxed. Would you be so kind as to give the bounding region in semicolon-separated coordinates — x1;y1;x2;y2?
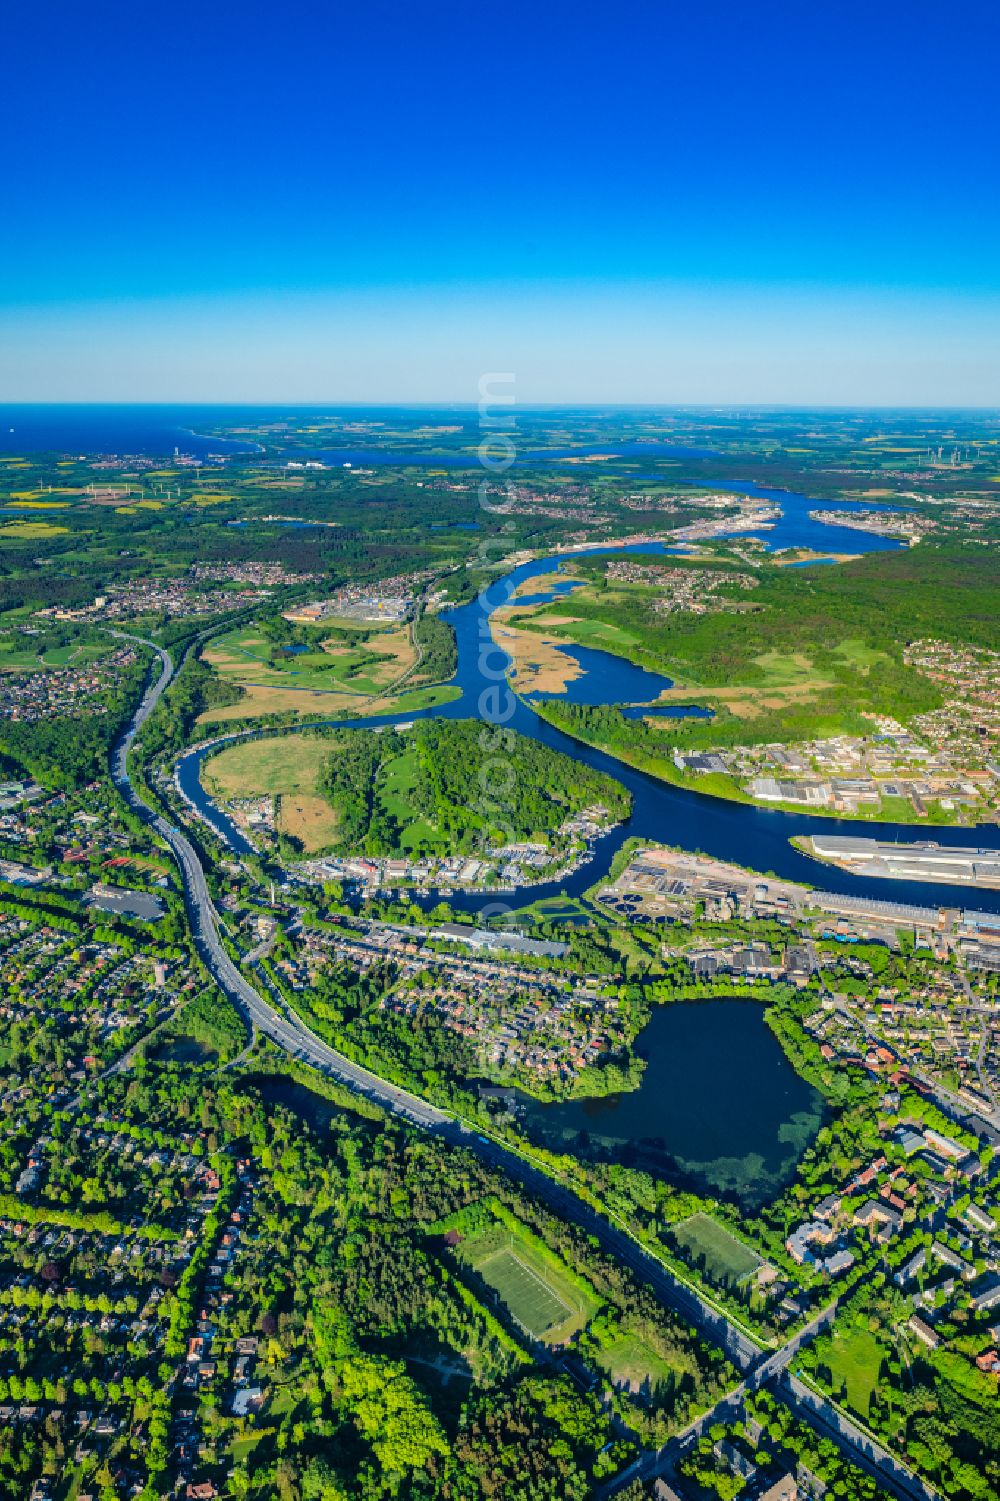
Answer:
111;646;451;1129
110;639;941;1501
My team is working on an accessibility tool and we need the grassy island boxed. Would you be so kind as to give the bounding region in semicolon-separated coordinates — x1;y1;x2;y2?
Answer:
204;718;630;858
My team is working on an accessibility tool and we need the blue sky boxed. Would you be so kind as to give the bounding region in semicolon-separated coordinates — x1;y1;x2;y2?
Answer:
3;0;999;402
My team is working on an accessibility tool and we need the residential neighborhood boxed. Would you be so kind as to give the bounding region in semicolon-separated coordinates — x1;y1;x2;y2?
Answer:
0;643;142;726
265;913;628;1092
605;560;759;614
35;562;321;625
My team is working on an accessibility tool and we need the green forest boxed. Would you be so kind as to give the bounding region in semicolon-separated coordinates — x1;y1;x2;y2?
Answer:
318;719;629;856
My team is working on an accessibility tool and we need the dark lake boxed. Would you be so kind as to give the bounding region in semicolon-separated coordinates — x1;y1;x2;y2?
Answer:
244;1074;344;1133
513;999;825;1210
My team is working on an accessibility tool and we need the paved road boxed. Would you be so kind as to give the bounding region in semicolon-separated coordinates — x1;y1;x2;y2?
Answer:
603;1298;944;1501
778;1370;941;1501
604;1366;941;1501
598;1379;750;1498
602;1299;841;1497
109;640;938;1500
110;637;763;1373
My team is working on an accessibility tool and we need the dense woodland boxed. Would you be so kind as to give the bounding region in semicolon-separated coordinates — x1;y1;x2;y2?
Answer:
412;612;458;683
570;544;1000;663
318;719;629;857
523;550;1000;754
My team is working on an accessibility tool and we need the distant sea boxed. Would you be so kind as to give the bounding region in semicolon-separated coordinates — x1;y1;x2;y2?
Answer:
0;404;267;458
0;404;715;464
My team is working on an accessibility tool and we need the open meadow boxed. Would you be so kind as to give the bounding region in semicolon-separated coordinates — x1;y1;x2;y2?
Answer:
592;1331;684;1394
203;620;415;697
202;733;340;851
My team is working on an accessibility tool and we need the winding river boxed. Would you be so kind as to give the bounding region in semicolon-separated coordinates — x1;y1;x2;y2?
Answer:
177;516;1000;918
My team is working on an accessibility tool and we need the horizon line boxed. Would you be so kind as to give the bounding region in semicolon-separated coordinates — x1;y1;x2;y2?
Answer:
2;400;999;413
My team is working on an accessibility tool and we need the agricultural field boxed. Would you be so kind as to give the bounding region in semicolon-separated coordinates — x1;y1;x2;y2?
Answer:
544;615;645;655
203;733;340;852
0;636;54;672
0;519;71;542
671;1213;763;1288
458;1220;598;1344
278;791;340;850
203;733;332;800
376;681;462;714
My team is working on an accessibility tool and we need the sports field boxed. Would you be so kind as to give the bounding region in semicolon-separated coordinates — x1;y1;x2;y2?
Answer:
478;1247;571;1336
461;1223;597;1343
671;1213;762;1288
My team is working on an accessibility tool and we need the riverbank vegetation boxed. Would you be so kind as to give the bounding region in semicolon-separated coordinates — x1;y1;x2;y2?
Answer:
512;546;999;801
146;988;250;1066
204;718;630;859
